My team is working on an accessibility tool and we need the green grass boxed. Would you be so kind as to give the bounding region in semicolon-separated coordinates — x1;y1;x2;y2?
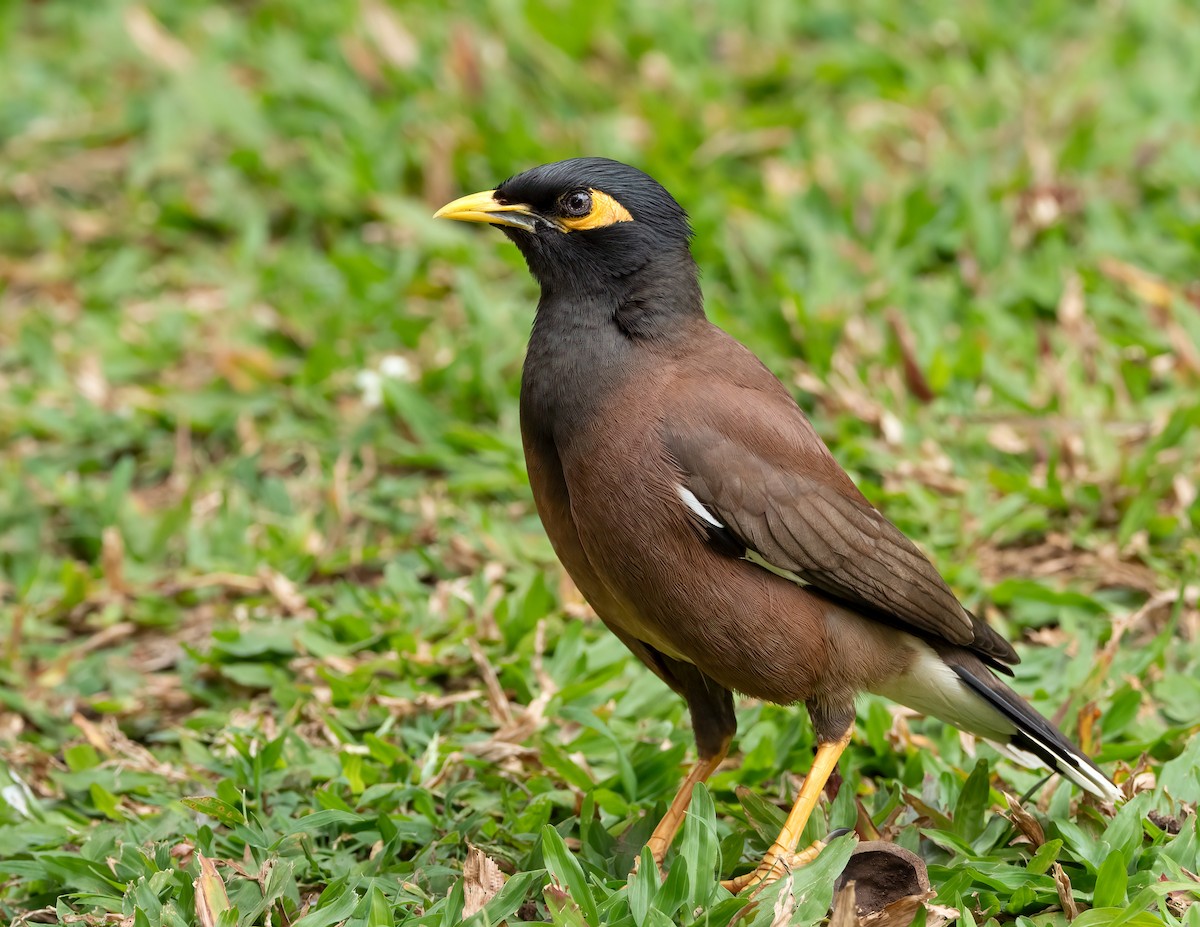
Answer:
2;0;1199;924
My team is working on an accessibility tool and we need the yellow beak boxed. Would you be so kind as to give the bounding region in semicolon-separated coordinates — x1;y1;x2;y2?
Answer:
433;190;539;232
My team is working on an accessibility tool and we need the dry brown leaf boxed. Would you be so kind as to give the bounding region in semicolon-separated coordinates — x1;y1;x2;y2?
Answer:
1098;257;1200;376
376;689;484;718
211;344;282;392
362;0;419;70
419;623;558;788
829;881;859;927
975;533;1162;597
70;713;192;782
10;906;59;926
1100;588;1190;668
71;713;116;758
885;307;934;403
1128;760;1157;798
1077;701;1103;755
258;567;309;616
987;423;1029;455
155;571;261;597
766;872;796;926
861;893;934;927
101;526;127;596
1099;257;1175;308
341;34;382;85
1057;271;1086;328
1005;793;1045;847
1167;322;1200;377
447;23;484;97
1165;885;1195;919
194;854;230;927
75;621;137;657
462;740;537;763
1174;473;1198;516
462;845;506;918
124;6;193;71
1053;862;1080;920
855;798;882;841
560;568;594;620
469;638;513;726
901;792;948;828
75;353;111;407
925;902;962;927
327;449;351;537
543;880;575;919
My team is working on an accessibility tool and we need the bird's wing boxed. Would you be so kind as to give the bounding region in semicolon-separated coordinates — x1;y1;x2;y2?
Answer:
663;373;1018;666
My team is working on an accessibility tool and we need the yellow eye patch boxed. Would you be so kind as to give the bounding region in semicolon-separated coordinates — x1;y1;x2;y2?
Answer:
557;189;634;232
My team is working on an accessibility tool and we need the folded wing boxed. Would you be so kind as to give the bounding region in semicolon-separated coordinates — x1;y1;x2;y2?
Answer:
663;378;1018;668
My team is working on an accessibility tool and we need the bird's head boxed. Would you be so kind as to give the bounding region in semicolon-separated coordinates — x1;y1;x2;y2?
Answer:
435;158;697;304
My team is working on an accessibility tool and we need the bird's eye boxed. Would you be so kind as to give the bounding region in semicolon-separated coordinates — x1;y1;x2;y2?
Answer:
560;190;593;218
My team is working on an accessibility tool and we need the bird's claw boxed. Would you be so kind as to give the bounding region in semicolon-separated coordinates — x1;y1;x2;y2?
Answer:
720;839;826;894
629;844;669;882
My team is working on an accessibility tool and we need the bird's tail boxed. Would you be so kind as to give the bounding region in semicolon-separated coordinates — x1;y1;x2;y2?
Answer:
871;642;1120;802
951;663;1120;802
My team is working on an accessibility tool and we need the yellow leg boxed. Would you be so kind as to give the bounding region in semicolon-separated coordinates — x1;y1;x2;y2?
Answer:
643;747;728;867
721;732;851;894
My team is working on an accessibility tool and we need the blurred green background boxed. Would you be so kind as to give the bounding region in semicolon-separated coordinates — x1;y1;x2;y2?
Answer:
1;1;1198;924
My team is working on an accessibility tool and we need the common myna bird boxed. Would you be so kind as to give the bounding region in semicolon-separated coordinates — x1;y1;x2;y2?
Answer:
435;158;1120;890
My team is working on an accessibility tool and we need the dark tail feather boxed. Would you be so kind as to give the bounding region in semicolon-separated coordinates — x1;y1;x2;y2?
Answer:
952;665;1121;802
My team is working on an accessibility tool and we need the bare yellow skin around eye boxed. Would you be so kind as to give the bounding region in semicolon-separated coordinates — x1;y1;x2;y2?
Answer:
557;189;634;232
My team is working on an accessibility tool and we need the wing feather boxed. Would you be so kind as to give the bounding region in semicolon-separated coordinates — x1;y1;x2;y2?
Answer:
663;378;1018;666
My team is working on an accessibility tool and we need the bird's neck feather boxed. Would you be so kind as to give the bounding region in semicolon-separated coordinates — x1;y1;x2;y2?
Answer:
520;256;702;445
521;291;631;444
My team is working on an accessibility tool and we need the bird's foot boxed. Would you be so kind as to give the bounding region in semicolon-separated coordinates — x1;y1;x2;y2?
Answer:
628;846;669;882
720;838;826;894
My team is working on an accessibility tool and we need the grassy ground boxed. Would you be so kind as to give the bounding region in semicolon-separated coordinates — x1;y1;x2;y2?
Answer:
2;1;1199;924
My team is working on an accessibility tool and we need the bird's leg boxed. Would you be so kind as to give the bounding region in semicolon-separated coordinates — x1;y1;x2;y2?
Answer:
643;746;729;868
623;648;736;876
721;731;851;894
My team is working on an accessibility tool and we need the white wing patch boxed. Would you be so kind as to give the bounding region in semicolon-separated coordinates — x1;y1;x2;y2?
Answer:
675;485;724;527
676;484;812;586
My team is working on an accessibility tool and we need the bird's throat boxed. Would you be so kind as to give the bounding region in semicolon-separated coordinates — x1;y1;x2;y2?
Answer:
520;291;634;445
518;253;702;446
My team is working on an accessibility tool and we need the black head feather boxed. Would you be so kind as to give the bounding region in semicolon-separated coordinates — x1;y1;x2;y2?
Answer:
494;158;698;308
